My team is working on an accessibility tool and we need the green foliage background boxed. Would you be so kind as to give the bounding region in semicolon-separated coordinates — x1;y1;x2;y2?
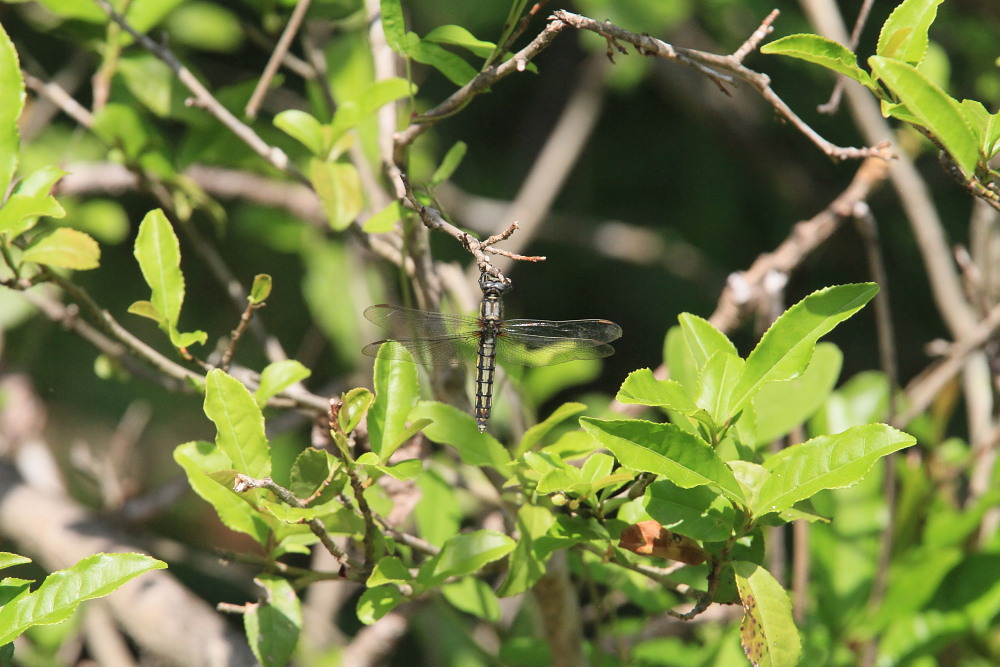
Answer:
2;0;1000;665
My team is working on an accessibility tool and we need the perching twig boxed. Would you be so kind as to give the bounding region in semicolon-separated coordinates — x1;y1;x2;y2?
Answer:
399;174;544;284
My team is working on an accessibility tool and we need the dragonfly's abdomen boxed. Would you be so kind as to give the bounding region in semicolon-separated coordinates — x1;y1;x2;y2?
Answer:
475;286;505;433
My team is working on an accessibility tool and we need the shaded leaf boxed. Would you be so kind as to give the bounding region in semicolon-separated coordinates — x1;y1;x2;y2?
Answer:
310;159;363;230
410;401;512;472
430;530;515;580
430;140;468;187
244;575;301;667
356;585;404;624
644;479;736;543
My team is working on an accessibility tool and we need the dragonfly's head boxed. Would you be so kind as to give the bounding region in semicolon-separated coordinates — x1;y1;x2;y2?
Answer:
479;272;509;297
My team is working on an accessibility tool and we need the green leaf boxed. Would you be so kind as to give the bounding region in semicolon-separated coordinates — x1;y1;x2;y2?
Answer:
367;556;413;589
0;23;24;199
288;447;337;499
379;0;407;54
424;25;497;59
163;2;243;54
249;274;272;304
356;585;404;625
274;110;324;156
514;402;586;457
410;401;512;472
92;103;150;160
133;209;205;347
204;369;271;478
496;504;556;597
753;423;915;517
415;468;462;548
339;387;374;434
729;283;878;418
0;553;31;571
244;575;301;667
679;313;737;369
309;159;363;230
663;325;698;394
0;191;66;238
127;300;162;323
362;200;404;233
22;228;100;270
174;441;272;543
442;577;501;622
876;0;943;64
359;77;415;117
733;561;801;667
0;553;166;646
430;140;468;187
430;530;515;580
753;343;842;446
579;418;744;505
761;34;876;91
254;360;312;407
368;342;420;461
868;56;979;178
644;480;736;543
408;38;479;86
616;368;698;414
695;352;744;426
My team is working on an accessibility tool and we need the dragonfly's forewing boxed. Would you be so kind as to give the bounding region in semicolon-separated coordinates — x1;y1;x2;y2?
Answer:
362;305;480;366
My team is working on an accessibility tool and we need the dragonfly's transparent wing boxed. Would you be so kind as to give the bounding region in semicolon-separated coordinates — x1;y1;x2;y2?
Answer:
503;319;623;344
493;318;622;368
362;305;480;366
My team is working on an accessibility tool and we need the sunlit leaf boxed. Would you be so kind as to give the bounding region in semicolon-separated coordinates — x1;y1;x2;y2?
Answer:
754;423;915;517
761;34;876;91
753;343;842;446
0;22;24;198
254;360;312;407
734;561;801;667
204;369;271;478
869;56;978;178
368;342;420;461
430;140;468;187
876;0;943;64
580;418;744;505
430;530;515;580
0;553;166;646
730;284;878;417
22;228;100;270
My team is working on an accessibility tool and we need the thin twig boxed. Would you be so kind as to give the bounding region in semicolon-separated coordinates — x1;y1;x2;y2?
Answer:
245;0;314;118
233;474;366;578
553;10;892;162
92;0;304;182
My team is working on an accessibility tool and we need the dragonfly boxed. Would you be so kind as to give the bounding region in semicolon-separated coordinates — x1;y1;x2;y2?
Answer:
363;273;623;433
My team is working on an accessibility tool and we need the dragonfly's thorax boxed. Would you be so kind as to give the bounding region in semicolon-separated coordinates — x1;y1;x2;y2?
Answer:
479;290;504;328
